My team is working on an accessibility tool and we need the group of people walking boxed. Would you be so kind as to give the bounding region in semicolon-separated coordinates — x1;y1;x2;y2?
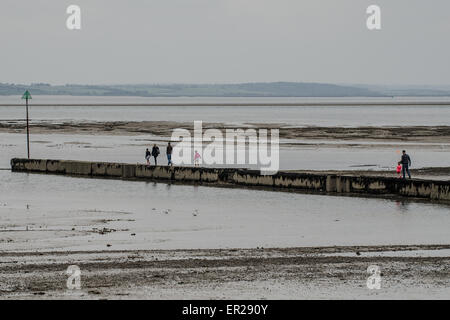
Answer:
145;142;173;166
145;144;413;175
145;142;202;167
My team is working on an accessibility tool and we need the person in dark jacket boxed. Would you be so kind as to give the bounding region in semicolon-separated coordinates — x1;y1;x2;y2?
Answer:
166;142;173;166
400;150;412;179
151;144;160;166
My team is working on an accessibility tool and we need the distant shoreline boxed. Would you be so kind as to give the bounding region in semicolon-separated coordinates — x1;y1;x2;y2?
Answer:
4;82;450;98
1;101;450;107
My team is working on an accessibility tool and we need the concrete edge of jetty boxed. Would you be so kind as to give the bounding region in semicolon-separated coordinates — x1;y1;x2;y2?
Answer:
10;158;450;203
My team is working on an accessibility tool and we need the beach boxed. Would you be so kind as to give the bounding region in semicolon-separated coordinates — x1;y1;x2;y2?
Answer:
1;245;449;299
1;97;449;300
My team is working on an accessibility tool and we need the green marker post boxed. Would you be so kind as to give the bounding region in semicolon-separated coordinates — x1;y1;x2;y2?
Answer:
21;90;32;159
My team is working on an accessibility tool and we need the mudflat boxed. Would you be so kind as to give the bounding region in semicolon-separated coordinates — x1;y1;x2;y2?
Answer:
1;245;449;299
1;120;450;143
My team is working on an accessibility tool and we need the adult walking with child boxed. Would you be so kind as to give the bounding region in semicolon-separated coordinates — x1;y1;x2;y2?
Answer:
400;150;412;179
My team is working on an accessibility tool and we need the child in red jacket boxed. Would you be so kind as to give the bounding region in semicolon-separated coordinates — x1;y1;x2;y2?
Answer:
396;162;402;178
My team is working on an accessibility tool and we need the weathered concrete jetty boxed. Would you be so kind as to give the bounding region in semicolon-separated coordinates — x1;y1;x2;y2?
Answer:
10;158;450;202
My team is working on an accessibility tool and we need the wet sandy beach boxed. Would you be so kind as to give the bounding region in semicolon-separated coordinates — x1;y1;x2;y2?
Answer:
1;245;449;299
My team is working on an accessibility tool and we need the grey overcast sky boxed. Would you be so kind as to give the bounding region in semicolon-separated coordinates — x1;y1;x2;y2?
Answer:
1;0;449;85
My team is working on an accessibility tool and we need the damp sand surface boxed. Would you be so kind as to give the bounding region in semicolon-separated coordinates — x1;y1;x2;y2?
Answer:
1;245;449;299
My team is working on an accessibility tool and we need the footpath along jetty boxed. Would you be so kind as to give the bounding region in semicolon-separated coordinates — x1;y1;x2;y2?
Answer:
10;158;450;202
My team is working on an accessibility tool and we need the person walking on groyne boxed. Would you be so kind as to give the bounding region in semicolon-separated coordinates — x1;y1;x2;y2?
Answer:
400;150;412;179
194;150;201;167
145;148;151;165
152;144;160;166
166;142;173;166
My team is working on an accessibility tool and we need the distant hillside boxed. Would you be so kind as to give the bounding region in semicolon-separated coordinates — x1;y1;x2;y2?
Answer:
0;82;384;97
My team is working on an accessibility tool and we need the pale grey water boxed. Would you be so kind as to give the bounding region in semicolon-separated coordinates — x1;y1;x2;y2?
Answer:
1;96;450;126
1;170;449;252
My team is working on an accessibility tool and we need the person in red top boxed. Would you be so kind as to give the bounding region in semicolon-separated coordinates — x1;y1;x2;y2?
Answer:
396;162;402;178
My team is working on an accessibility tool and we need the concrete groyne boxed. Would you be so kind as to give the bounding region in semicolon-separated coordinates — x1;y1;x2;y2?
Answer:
10;158;450;202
